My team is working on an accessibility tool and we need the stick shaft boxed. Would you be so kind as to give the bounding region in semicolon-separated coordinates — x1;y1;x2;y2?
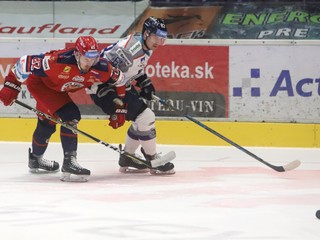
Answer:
153;95;285;172
14;100;154;168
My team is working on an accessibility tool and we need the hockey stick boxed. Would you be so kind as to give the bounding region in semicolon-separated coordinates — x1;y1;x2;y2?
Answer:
14;100;175;168
152;95;300;172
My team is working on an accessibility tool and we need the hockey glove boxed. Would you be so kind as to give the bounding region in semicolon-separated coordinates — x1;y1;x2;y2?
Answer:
136;75;155;101
109;98;128;129
0;80;21;106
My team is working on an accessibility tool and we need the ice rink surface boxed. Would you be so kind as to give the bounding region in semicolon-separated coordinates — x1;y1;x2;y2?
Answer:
0;141;319;240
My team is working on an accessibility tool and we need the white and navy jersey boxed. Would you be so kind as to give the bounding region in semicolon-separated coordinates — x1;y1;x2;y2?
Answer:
101;33;152;87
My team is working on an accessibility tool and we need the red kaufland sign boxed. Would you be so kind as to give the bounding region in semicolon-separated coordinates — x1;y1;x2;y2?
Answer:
0;23;120;36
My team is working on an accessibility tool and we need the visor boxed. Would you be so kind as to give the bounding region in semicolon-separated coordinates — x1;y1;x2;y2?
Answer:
156;29;167;38
149;33;166;45
84;50;99;58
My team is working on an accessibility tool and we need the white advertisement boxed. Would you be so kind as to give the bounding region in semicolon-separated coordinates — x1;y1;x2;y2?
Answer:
1;14;128;38
0;1;148;38
229;45;320;123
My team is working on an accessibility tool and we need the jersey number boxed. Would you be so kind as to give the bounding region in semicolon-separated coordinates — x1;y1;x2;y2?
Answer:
30;57;42;71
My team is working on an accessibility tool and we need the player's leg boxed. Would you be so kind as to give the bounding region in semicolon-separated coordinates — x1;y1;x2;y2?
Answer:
91;88;150;173
28;118;59;173
91;87;175;174
27;80;62;173
129;108;175;175
56;102;90;182
117;89;151;173
121;89;175;175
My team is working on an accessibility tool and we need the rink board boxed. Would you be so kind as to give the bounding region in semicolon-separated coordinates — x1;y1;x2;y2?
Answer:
0;118;318;147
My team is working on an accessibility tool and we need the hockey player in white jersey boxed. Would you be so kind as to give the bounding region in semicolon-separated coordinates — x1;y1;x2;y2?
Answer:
90;16;175;175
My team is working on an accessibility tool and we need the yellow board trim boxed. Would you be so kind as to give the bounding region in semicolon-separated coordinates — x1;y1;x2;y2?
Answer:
0;118;319;147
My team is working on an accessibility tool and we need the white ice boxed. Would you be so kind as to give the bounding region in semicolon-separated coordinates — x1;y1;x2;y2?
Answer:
0;141;319;240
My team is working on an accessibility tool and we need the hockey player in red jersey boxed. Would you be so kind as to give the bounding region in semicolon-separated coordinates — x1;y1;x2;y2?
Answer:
90;16;175;175
0;36;125;182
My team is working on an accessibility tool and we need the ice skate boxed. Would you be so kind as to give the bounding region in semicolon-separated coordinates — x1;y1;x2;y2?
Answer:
60;151;90;182
141;148;175;175
118;153;150;173
28;148;59;173
118;145;149;173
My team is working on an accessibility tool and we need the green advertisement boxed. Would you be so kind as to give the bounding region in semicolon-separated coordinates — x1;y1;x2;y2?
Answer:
208;4;320;39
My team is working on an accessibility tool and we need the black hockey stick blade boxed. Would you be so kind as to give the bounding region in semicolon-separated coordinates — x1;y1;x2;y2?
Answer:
152;95;301;172
14;100;174;169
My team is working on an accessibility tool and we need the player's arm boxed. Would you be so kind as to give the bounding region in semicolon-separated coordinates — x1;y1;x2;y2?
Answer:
94;64;127;129
0;55;36;106
93;64;126;99
135;74;155;101
0;53;53;106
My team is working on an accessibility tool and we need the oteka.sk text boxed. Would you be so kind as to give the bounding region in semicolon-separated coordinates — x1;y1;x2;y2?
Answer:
145;61;214;79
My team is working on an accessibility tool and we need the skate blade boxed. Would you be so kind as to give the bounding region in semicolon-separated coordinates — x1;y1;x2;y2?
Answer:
60;172;90;182
119;167;150;174
29;168;59;174
150;169;176;176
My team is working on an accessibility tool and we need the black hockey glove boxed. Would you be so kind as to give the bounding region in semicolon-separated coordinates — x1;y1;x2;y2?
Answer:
96;82;113;98
136;74;155;101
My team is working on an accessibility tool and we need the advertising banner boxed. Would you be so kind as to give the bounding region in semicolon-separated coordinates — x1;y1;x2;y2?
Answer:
64;44;228;118
1;38;320;123
209;4;320;39
120;3;320;40
229;45;320;123
62;42;229;118
0;40;229;118
147;45;228;118
123;6;221;39
2;2;320;40
0;1;147;38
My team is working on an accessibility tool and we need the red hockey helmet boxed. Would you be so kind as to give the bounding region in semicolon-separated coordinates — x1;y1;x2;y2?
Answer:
75;36;99;58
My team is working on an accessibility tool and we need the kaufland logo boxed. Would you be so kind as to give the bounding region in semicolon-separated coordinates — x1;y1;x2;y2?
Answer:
0;23;120;35
233;68;320;97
